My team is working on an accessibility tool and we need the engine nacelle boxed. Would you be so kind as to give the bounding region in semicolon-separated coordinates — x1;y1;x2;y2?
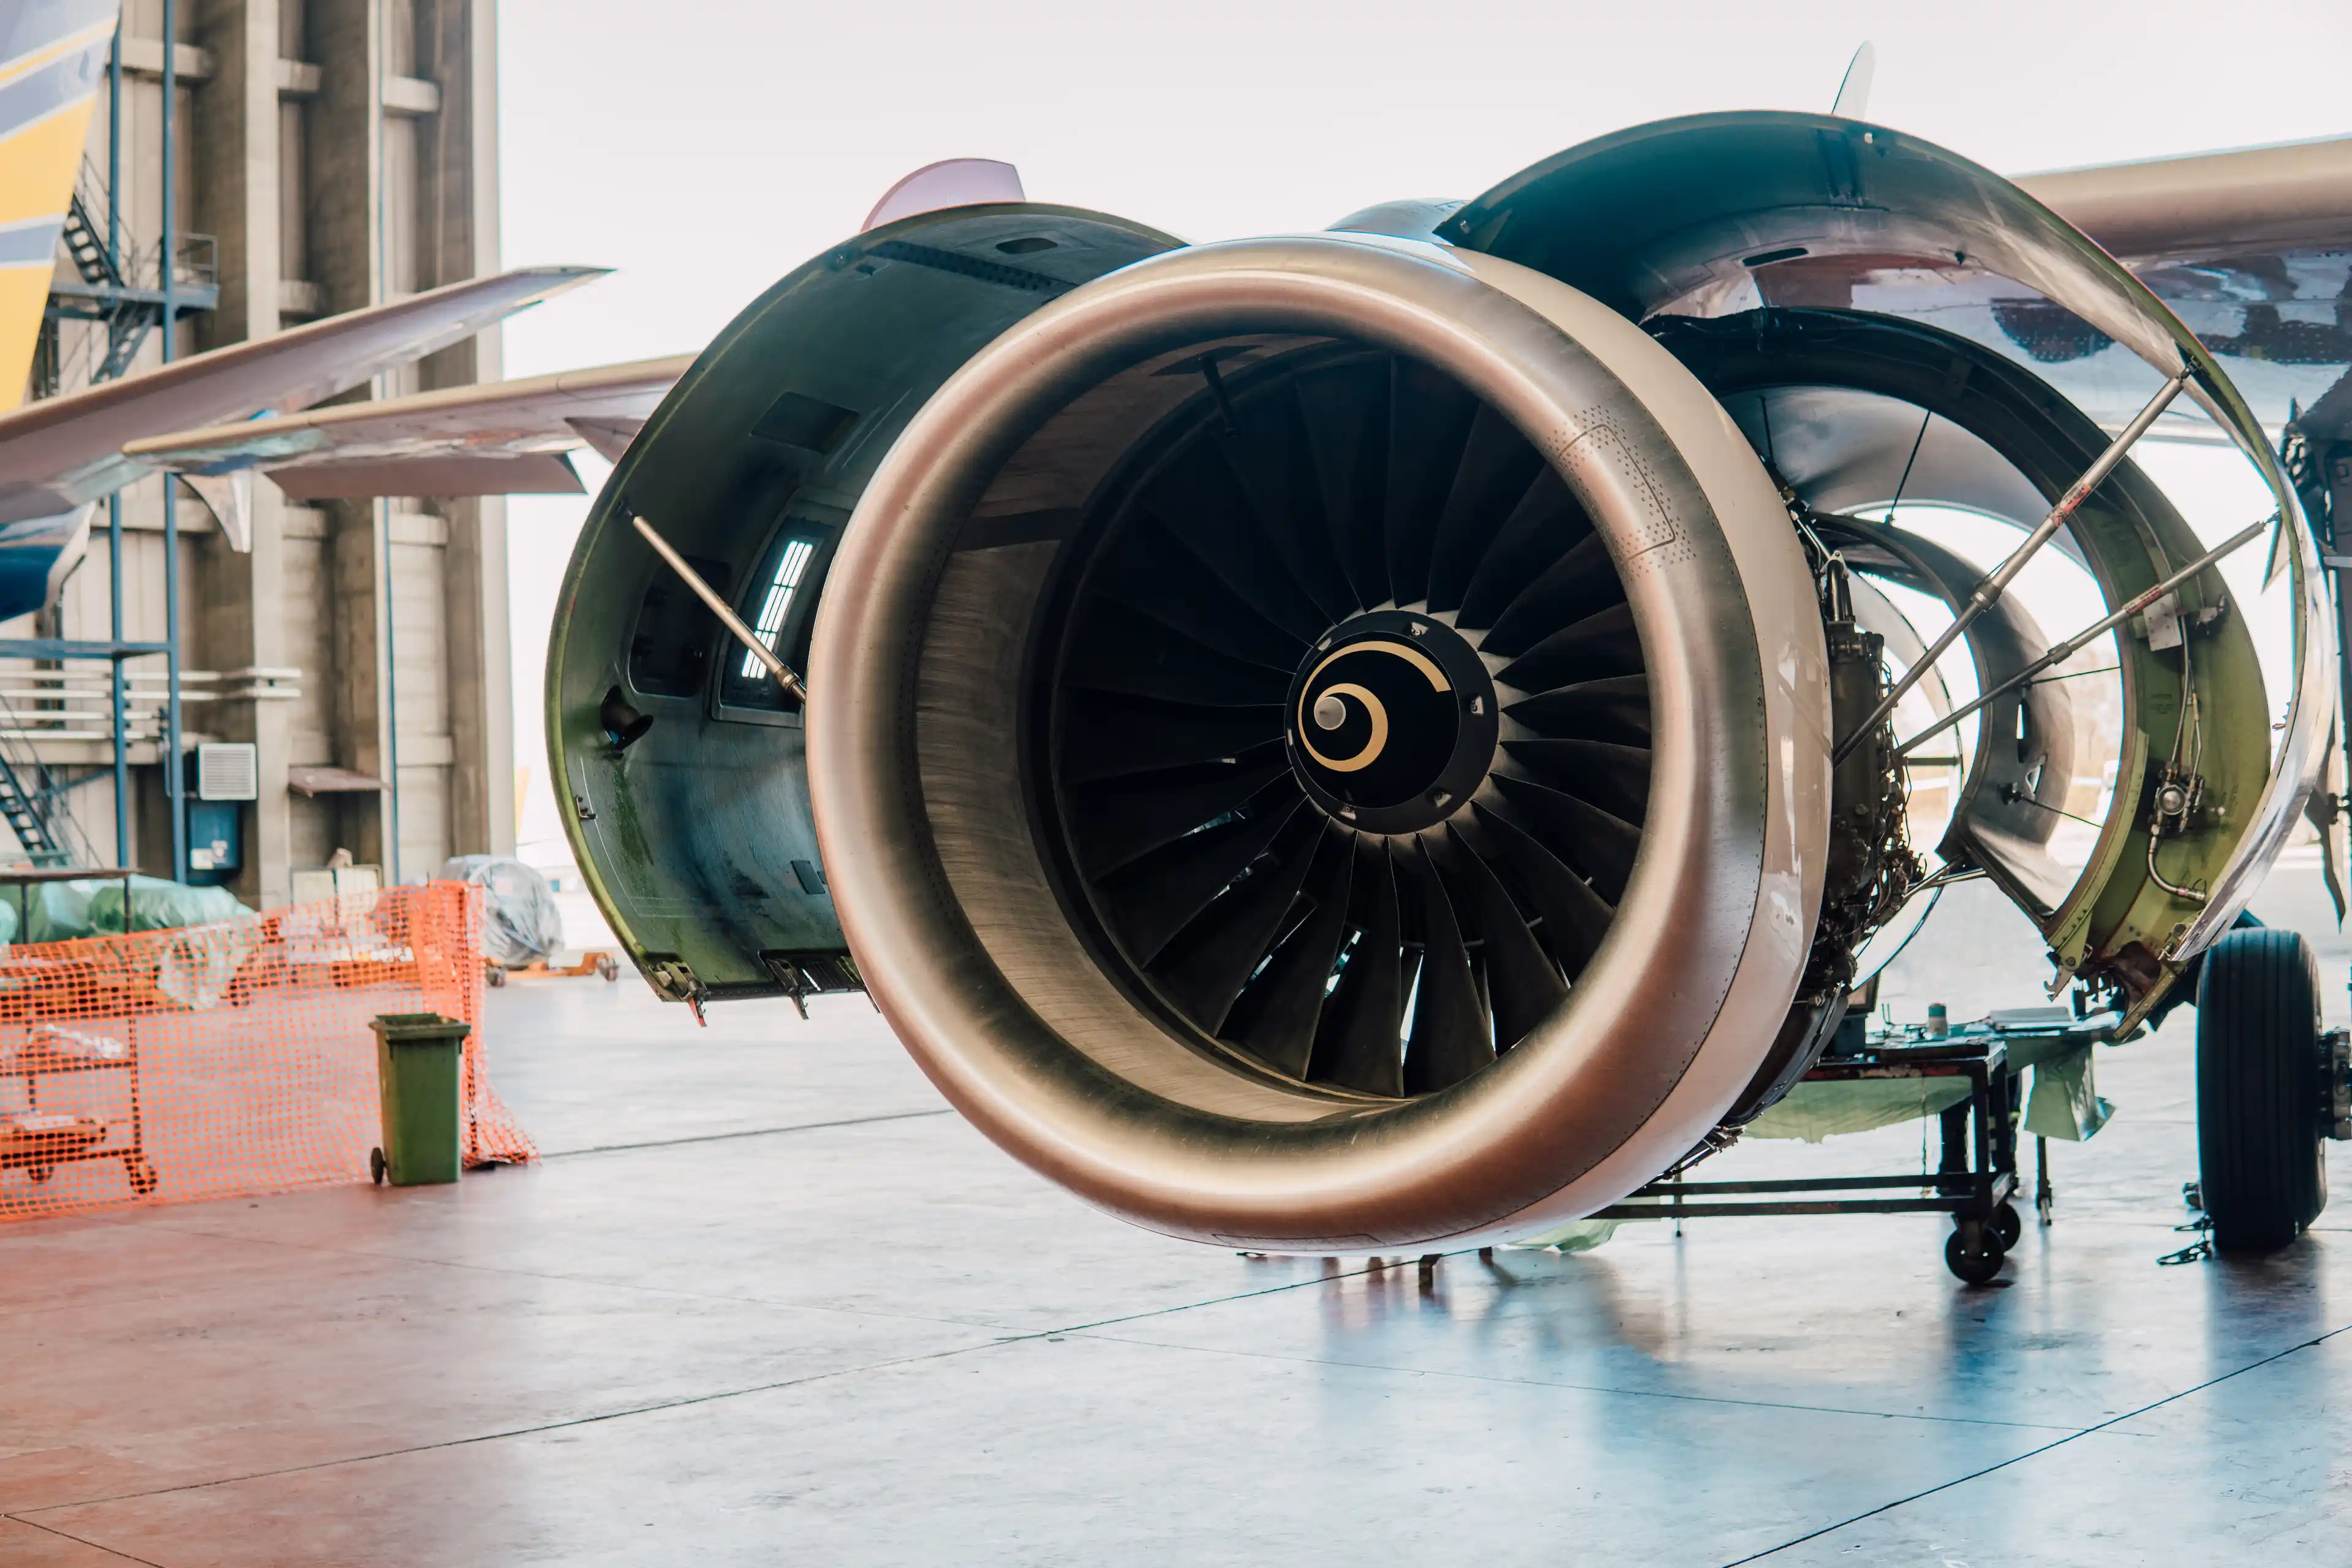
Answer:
807;236;1828;1248
548;112;2323;1252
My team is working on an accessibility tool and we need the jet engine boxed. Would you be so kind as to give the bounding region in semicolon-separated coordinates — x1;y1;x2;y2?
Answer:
548;113;2328;1252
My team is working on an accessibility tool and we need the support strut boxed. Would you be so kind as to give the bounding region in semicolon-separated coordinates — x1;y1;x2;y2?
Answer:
1896;514;2270;758
631;515;809;701
1835;368;2194;763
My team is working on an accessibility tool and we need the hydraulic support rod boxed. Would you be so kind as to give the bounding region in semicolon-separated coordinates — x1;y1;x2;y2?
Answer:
1896;515;2271;758
631;516;809;701
1834;368;2194;762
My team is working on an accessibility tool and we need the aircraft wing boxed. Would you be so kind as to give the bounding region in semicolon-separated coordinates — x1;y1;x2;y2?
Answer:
0;264;605;526
2016;137;2352;269
2016;137;2352;442
1727;134;2352;443
124;353;691;502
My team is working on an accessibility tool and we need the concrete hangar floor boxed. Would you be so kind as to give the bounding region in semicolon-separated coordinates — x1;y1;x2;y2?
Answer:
4;866;2348;1565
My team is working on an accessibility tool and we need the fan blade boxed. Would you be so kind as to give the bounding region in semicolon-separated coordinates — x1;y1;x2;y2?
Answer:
1311;840;1406;1096
1488;772;1642;902
1400;837;1493;1093
1481;532;1624;658
1424;405;1545;614
1071;747;1293;877
1142;453;1330;644
1466;802;1615;982
1219;390;1360;627
1292;361;1390;611
1096;786;1305;963
1092;513;1308;671
1501;738;1652;824
1150;813;1329;1033
1437;825;1566;1052
1507;676;1651;747
1221;827;1357;1077
1457;468;1591;630
1495;602;1643;695
1065;610;1294;708
1385;356;1479;608
1061;694;1286;785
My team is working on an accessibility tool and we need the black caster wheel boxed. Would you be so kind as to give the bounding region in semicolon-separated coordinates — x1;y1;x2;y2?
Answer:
126;1158;158;1197
1991;1201;2024;1251
2196;927;2328;1252
1946;1221;2005;1285
485;965;507;989
27;1164;50;1183
597;955;619;982
369;1147;387;1186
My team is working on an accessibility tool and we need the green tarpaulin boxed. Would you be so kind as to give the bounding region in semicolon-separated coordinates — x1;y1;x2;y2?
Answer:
1;876;251;944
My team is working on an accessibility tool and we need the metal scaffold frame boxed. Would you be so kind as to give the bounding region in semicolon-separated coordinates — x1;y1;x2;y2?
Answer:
21;7;217;881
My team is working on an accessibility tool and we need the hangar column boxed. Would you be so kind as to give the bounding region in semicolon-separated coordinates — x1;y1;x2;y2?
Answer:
420;0;512;862
298;0;510;883
190;0;298;907
307;0;394;878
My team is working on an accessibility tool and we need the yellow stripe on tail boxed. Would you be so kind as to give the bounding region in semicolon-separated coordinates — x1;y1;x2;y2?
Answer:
0;0;121;409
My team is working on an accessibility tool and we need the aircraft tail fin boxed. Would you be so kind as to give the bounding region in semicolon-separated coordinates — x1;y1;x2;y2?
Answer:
0;1;121;412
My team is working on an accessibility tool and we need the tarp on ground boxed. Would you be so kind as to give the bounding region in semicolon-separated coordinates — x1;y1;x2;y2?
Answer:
439;855;562;968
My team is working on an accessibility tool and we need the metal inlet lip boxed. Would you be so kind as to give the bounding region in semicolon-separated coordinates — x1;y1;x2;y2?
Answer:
807;232;1823;1250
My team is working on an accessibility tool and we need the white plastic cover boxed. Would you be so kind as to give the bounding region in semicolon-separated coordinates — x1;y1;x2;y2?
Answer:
440;854;564;968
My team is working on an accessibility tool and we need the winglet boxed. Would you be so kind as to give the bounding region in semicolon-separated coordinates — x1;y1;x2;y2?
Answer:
1832;41;1876;119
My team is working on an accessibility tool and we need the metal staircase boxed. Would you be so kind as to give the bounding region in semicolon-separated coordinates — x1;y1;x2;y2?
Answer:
60;182;119;289
39;158;211;396
0;748;71;866
0;685;92;868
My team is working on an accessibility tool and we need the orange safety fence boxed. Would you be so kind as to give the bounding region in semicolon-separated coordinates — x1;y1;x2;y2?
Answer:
0;880;533;1223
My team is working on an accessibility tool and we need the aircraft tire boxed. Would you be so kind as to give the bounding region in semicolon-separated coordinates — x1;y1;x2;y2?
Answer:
2196;927;2328;1252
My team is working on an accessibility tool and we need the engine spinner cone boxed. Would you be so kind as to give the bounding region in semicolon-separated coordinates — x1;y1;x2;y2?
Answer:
1286;609;1498;835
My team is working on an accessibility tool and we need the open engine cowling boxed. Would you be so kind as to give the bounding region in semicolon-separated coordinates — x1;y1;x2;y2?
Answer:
549;112;2326;1252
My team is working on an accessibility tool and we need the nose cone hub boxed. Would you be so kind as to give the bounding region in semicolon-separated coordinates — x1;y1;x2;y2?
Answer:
1286;610;1498;835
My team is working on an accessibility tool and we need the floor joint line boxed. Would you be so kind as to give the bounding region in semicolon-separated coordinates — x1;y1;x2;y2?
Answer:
537;1107;954;1159
2;1511;167;1566
1719;1318;2352;1565
12;1340;1005;1520
8;1262;1402;1519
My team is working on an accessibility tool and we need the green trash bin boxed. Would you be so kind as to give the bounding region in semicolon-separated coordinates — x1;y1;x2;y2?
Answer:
369;1012;470;1186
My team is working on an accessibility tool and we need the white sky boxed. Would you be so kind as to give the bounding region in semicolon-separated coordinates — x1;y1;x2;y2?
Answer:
491;0;2352;864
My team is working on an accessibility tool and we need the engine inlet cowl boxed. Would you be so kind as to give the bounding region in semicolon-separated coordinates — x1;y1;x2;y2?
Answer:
807;235;1830;1251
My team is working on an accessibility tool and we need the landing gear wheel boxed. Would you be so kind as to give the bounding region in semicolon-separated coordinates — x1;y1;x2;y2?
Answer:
2195;927;2327;1253
1990;1201;2024;1251
126;1158;157;1197
1945;1219;2005;1284
369;1147;387;1186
